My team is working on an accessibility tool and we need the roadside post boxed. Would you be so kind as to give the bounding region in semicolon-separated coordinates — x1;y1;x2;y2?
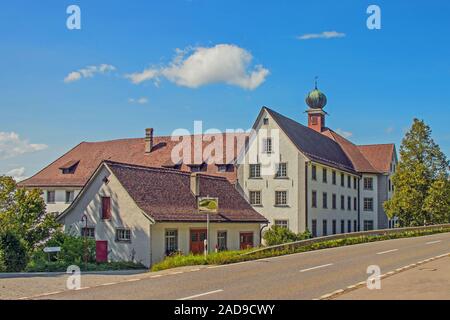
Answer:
81;214;89;270
197;196;219;258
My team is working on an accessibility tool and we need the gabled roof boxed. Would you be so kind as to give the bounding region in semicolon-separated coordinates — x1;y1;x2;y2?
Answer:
106;161;267;223
263;107;356;173
19;133;247;188
321;129;379;173
358;144;395;173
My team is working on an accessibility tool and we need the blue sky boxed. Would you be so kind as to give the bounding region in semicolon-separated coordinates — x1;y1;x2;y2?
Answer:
1;0;450;180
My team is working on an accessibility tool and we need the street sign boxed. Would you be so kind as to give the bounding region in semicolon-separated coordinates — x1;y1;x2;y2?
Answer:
198;197;219;213
44;247;61;253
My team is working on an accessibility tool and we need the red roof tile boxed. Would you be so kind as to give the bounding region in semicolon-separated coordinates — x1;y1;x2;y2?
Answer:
19;133;247;188
358;144;395;173
321;129;380;173
105;161;267;223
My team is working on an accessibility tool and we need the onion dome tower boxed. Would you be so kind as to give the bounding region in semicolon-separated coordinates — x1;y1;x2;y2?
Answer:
306;78;328;132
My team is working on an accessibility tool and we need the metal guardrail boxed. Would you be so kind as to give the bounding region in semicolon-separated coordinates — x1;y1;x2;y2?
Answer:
244;223;450;256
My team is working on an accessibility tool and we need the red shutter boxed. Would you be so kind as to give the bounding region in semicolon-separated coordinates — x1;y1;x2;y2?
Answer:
101;197;111;219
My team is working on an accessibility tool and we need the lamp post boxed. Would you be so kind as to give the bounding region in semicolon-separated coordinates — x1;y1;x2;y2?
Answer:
81;214;88;270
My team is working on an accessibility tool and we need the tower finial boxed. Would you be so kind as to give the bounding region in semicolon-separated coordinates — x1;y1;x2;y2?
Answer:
314;76;318;89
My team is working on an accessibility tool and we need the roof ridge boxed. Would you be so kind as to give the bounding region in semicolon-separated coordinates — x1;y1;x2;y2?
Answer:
105;160;228;181
358;143;395;147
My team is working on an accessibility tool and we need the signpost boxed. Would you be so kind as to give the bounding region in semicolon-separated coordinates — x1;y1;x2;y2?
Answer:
197;197;219;257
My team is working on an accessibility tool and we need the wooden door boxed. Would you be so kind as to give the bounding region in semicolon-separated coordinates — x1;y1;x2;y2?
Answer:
96;240;108;262
240;232;254;250
190;229;207;254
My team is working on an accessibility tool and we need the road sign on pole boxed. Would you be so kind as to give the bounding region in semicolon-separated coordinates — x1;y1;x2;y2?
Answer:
197;197;218;256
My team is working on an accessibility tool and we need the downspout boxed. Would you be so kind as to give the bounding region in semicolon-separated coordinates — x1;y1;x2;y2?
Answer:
149;223;153;268
357;176;361;231
305;162;309;233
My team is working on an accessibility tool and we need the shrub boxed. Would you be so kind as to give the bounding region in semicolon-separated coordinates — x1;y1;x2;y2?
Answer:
0;249;6;272
29;232;96;269
0;231;28;272
263;226;312;246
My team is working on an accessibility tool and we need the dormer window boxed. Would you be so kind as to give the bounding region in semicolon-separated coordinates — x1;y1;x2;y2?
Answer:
59;160;80;174
216;164;234;173
188;163;206;173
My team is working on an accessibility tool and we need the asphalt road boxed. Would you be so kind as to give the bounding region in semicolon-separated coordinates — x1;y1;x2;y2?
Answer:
35;232;450;300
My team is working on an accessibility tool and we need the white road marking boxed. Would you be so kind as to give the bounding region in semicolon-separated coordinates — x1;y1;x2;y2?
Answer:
300;263;333;273
178;289;224;301
376;249;398;255
100;282;118;286
170;271;183;275
150;275;163;278
124;278;141;282
189;268;201;272
426;240;442;245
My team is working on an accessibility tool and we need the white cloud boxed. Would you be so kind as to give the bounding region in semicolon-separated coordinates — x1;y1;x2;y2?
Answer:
335;128;353;139
126;44;269;90
0;132;48;160
64;64;116;83
297;31;346;40
128;97;149;105
5;167;28;182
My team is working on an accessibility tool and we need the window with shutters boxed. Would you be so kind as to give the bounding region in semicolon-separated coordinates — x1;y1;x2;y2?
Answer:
101;196;111;220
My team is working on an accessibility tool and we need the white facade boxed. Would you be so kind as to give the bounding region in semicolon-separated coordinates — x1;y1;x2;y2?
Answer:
42;188;81;214
237;108;396;237
58;165;261;267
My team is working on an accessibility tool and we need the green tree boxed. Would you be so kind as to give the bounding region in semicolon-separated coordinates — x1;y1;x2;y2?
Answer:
0;231;28;272
384;119;450;226
423;177;450;224
0;176;61;253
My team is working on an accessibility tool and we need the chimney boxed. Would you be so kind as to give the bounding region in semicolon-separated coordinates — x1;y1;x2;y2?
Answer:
145;128;154;154
190;173;200;197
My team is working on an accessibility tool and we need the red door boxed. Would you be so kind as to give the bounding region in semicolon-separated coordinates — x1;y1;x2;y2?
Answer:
240;232;254;250
190;229;207;254
96;241;108;263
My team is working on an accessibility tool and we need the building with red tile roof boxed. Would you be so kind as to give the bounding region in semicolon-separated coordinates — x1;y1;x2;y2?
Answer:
57;161;267;267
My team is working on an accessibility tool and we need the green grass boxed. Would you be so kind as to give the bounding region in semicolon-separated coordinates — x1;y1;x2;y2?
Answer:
151;227;450;272
25;260;146;272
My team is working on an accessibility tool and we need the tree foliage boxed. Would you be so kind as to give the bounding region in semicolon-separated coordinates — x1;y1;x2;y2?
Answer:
263;226;311;246
0;231;28;272
0;176;61;253
384;119;450;226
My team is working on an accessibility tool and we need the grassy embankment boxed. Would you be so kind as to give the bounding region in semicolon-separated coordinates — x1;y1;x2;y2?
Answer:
151;227;450;271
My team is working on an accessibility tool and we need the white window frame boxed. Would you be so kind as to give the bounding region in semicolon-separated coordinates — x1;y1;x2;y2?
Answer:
364;177;374;190
249;164;261;178
217;231;227;251
116;228;131;242
262;138;272;154
364;198;374;211
65;190;74;204
275;190;288;206
249;190;262;206
165;229;178;254
275;163;287;178
81;227;95;238
274;220;289;229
